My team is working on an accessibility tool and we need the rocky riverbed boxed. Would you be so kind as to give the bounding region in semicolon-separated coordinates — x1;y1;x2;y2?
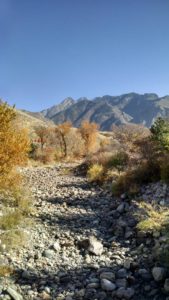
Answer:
0;164;169;300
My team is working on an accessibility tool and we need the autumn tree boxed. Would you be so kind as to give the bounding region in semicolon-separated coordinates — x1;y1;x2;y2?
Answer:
0;103;31;255
34;126;49;150
112;123;150;153
55;122;72;158
0;103;30;191
79;120;99;154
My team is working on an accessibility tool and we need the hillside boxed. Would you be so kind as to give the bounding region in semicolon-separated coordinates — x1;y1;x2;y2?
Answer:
40;93;169;130
15;109;53;137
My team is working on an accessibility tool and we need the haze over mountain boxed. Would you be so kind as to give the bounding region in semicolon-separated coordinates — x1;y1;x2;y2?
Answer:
39;93;169;131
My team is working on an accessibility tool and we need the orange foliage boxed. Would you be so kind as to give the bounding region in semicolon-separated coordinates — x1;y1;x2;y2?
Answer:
79;120;99;154
0;103;30;191
55;122;72;157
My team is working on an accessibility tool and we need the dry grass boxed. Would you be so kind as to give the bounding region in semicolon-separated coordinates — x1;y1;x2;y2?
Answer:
0;211;23;230
0;229;27;250
0;265;14;277
137;202;169;232
87;164;105;183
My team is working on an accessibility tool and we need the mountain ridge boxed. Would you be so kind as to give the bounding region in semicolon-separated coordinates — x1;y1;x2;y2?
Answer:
39;93;169;130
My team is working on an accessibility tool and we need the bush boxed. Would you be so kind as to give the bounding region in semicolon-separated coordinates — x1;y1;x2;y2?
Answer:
137;203;169;233
87;164;105;183
112;161;161;196
29;142;38;159
107;151;129;173
160;160;169;183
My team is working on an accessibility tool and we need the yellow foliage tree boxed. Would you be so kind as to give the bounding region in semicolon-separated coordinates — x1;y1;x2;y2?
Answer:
79;120;99;154
0;103;31;257
0;103;30;193
55;122;72;157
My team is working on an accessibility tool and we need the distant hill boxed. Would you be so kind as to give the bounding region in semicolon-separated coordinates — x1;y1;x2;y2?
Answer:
16;110;53;137
40;93;169;130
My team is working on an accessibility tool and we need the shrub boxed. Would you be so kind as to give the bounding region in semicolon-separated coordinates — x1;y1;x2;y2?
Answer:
87;164;105;183
107;151;129;173
29;142;38;159
112;161;161;196
137;203;169;233
160;159;169;183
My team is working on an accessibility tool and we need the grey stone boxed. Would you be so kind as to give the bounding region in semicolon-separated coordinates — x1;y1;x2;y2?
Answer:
152;267;166;282
117;268;127;278
164;278;169;293
116;278;128;288
123;288;135;299
21;270;30;279
116;287;135;299
117;203;125;213
101;279;116;291
100;272;115;281
123;260;131;270
42;249;55;258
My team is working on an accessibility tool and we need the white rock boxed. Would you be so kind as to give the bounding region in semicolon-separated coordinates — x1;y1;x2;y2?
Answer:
88;236;104;256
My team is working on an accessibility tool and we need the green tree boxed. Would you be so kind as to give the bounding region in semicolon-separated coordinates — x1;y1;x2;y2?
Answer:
150;117;169;150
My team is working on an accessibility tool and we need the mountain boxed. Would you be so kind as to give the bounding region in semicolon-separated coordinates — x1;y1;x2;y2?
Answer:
40;93;169;130
41;97;75;119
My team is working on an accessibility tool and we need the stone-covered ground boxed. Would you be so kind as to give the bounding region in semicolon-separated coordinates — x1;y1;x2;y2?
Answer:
1;164;169;300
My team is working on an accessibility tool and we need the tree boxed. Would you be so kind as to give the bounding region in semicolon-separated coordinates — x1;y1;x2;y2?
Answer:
0;103;30;188
150;117;169;150
112;123;149;153
34;126;49;150
78;120;99;154
55;122;72;158
0;103;31;256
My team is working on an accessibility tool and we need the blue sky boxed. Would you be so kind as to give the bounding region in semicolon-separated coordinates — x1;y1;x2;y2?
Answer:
0;0;169;111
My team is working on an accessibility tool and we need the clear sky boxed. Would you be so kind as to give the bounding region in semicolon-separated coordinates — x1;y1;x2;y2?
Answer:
0;0;169;111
